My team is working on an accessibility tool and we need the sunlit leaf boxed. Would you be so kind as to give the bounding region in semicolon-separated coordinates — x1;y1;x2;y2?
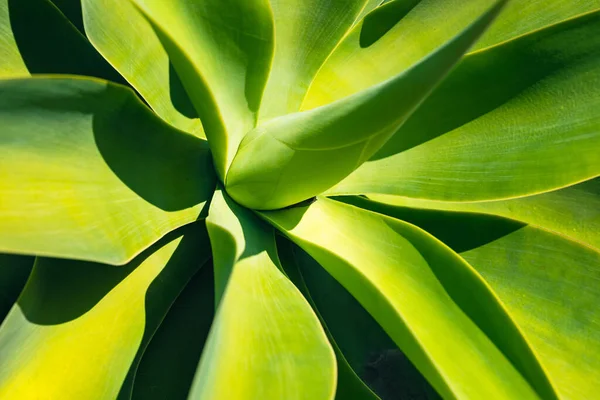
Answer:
82;0;204;136
367;177;600;251
330;11;600;201
227;0;507;210
0;223;210;399
131;0;274;179
261;198;556;399
347;198;600;399
0;77;215;265
190;188;336;399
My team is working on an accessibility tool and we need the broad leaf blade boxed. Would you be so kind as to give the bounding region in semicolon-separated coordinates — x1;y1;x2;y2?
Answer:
0;77;215;265
226;0;507;210
258;0;370;121
190;188;336;399
330;11;600;201
82;0;204;137
131;0;274;180
261;198;555;399
305;0;600;107
0;223;210;399
351;200;600;399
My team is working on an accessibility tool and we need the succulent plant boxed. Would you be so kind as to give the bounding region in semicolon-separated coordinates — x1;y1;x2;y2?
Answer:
0;0;599;399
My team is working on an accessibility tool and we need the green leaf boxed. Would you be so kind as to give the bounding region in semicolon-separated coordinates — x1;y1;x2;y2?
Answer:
330;10;600;201
226;0;507;210
261;198;556;399
131;0;274;180
461;227;600;400
191;188;336;399
0;223;211;399
473;0;600;51
278;238;439;400
0;254;33;322
0;0;124;81
132;261;215;400
304;0;600;108
258;0;370;121
367;177;600;252
346;200;600;399
81;0;204;137
0;77;215;265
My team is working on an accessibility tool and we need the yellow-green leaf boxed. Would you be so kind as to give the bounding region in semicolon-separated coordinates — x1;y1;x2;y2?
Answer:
0;77;215;265
0;223;211;399
261;198;555;399
192;188;336;400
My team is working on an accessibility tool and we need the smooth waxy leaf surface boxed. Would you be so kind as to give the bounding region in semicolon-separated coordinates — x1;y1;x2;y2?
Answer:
132;0;273;179
353;201;600;399
0;0;123;81
0;224;210;399
369;177;600;251
82;0;204;137
261;198;554;399
0;77;215;265
227;0;507;210
191;188;335;400
278;238;439;400
331;10;600;201
304;0;600;107
258;0;369;121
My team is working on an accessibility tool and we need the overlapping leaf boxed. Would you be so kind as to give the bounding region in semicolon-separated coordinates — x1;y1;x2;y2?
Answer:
330;10;600;201
368;177;600;251
0;224;210;399
0;0;123;81
261;198;555;399
132;0;274;179
227;0;507;210
0;77;215;265
82;0;204;137
258;0;370;121
346;198;600;399
190;188;335;399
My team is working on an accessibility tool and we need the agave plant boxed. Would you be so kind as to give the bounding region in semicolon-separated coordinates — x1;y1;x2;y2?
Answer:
0;0;599;398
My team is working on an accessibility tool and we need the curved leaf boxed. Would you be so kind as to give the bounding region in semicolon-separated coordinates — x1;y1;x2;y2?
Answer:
0;77;215;265
474;0;600;51
461;227;600;400
132;261;214;400
368;177;600;251
227;0;507;210
258;0;369;121
0;223;211;399
348;200;600;399
81;0;204;137
261;198;556;399
0;0;124;81
305;0;600;107
278;238;440;400
131;0;274;179
190;188;336;399
277;237;382;400
0;254;33;322
330;11;600;200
